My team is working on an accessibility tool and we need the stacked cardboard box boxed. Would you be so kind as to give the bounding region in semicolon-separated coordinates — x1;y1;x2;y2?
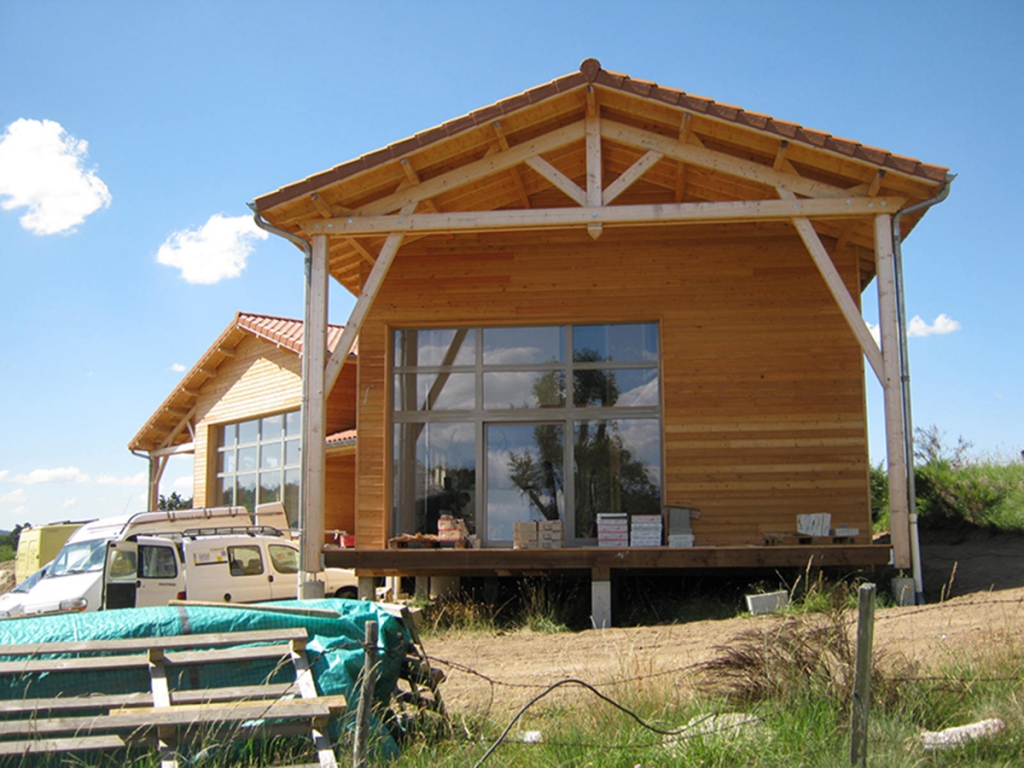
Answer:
513;521;538;549
538;519;564;548
666;506;700;547
513;520;565;549
630;514;663;547
438;515;469;542
597;513;629;547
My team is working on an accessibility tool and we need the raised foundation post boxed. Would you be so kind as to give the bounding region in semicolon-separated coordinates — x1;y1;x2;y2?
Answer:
591;567;611;628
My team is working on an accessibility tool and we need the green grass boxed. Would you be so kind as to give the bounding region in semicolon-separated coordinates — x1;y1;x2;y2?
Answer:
871;428;1024;534
391;610;1024;767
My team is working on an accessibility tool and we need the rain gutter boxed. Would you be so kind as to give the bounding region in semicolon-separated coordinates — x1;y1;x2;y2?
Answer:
891;173;955;605
247;203;323;596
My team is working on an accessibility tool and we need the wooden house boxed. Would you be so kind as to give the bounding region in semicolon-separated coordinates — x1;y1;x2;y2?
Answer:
129;312;358;536
247;60;949;623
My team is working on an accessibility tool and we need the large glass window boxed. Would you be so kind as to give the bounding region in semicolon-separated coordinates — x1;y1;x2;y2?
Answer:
215;411;301;524
392;324;661;545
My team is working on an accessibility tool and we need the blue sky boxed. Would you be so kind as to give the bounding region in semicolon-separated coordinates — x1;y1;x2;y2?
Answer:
0;1;1020;527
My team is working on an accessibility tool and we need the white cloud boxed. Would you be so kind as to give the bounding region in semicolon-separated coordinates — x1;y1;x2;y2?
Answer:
96;472;147;486
63;497;78;508
908;313;961;338
171;475;194;491
866;322;881;346
10;467;90;484
157;213;267;284
170;363;186;373
0;118;111;235
1;489;25;504
7;506;26;518
0;470;7;482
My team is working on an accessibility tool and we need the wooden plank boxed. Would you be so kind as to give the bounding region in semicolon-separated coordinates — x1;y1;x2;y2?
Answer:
0;696;348;737
0;735;127;756
290;638;340;768
790;216;884;382
603;150;663;205
585;107;602;206
524;156;587;206
324;545;891;573
0;684;299;715
303;195;905;237
0;628;308;658
875;213;910;569
351;121;586;217
323;206;414;392
603;120;850;199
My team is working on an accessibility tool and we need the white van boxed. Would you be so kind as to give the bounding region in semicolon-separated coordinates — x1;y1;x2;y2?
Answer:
11;504;358;618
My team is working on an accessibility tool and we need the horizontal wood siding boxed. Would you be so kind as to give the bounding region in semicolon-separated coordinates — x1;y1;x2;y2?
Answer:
325;453;356;533
192;335;302;507
356;225;871;549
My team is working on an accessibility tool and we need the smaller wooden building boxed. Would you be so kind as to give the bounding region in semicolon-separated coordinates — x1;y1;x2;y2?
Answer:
244;60;949;623
130;313;358;535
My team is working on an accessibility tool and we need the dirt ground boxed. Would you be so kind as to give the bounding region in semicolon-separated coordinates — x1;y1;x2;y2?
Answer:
424;530;1024;717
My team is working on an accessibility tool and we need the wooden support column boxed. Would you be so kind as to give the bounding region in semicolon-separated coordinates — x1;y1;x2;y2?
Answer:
875;214;911;568
300;233;330;597
146;455;167;511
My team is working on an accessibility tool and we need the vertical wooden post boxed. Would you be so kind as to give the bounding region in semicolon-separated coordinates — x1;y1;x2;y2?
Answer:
300;233;330;598
850;583;876;767
875;215;911;569
354;620;379;768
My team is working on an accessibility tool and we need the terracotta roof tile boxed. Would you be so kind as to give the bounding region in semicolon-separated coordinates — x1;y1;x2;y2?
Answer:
129;313;353;452
327;429;357;445
255;58;949;213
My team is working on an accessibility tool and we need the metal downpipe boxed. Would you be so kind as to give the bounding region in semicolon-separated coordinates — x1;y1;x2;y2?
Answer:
890;174;955;605
248;204;323;597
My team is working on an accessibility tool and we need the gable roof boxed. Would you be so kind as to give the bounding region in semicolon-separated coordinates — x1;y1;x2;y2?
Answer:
129;313;349;453
253;59;949;296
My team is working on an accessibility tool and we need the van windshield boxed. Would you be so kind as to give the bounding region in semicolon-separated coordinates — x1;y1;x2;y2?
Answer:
47;540;107;577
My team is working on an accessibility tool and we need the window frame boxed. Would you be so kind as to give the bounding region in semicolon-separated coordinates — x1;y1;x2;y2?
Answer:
392;323;662;546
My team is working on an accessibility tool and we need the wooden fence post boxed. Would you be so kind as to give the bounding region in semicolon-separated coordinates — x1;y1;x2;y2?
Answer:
850;583;876;767
353;620;379;768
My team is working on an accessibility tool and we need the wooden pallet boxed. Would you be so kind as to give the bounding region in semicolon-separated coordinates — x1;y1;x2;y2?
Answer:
0;627;345;768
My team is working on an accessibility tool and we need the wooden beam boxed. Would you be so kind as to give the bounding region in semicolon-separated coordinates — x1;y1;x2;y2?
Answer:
674;114;693;202
493;121;531;208
303;195;905;237
399;158;420;186
790;215;884;382
352;121;586;217
772;140;789;171
603;120;850;199
586;96;602;205
324;203;415;391
875;213;911;569
310;193;334;220
347;238;376;264
837;171;886;251
524;156;587;206
148;443;195;458
603;150;663;205
586;101;603;239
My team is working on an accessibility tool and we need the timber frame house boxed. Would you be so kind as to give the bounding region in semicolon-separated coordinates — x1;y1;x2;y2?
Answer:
250;59;950;623
130;313;358;535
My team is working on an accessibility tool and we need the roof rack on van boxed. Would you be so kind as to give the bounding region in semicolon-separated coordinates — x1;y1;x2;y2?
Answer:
129;526;288;541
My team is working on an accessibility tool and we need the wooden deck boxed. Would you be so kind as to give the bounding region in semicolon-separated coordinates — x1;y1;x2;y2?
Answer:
324;544;891;578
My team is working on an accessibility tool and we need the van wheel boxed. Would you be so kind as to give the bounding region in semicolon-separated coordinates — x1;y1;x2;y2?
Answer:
335;587;358;600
